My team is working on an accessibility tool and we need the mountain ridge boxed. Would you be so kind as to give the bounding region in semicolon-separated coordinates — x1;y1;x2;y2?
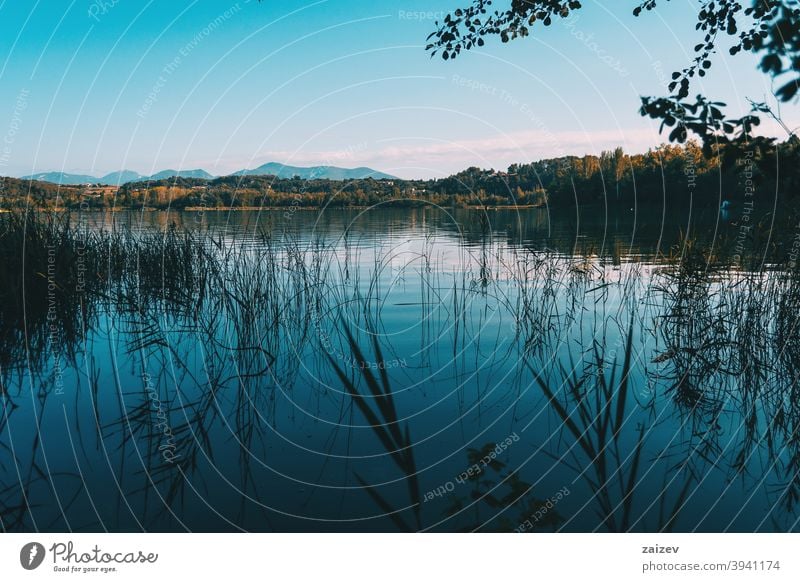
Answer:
21;163;397;185
233;162;397;180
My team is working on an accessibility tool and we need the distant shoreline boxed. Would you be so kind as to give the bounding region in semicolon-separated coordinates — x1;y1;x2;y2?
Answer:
1;204;549;213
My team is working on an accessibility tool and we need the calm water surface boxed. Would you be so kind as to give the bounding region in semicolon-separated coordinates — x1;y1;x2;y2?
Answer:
2;206;798;532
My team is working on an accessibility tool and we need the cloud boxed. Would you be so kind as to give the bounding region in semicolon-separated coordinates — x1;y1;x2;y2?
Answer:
204;127;663;179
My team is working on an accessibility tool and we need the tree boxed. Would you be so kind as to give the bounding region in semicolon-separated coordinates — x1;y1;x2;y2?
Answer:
426;1;799;151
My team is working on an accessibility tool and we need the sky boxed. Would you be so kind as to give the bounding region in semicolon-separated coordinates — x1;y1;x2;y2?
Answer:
0;0;796;179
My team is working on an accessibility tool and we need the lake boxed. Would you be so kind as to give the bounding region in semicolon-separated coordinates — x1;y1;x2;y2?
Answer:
1;205;798;532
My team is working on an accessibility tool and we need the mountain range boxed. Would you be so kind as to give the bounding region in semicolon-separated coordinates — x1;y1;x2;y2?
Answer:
21;163;396;185
232;162;396;180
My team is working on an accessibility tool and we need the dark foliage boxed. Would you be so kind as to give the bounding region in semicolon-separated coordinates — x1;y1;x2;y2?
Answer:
426;1;800;148
3;139;799;210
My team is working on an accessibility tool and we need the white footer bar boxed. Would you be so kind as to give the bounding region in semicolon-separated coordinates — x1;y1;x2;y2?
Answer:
1;534;796;581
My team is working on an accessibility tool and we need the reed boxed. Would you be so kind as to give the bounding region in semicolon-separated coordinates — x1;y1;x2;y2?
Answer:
2;209;800;531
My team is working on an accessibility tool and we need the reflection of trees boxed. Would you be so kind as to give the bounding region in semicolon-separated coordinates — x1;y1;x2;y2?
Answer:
2;212;800;531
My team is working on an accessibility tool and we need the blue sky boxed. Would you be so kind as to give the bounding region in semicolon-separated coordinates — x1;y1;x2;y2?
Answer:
0;0;795;179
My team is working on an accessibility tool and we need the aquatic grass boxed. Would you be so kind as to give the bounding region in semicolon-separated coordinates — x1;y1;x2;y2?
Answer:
525;320;696;531
325;322;422;531
0;211;101;371
3;210;800;531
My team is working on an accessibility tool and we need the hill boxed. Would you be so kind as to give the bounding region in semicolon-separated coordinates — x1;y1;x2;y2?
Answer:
233;162;397;180
100;170;147;184
147;169;215;180
21;171;98;185
21;164;396;184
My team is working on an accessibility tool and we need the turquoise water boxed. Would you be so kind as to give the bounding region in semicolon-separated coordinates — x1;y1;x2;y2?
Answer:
1;206;798;532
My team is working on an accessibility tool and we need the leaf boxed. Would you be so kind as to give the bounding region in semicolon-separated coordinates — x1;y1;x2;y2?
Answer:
776;78;799;102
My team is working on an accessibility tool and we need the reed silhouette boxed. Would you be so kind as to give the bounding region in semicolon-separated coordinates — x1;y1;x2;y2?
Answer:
1;210;799;532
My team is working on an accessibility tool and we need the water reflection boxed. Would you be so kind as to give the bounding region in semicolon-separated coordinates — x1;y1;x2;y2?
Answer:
1;208;799;532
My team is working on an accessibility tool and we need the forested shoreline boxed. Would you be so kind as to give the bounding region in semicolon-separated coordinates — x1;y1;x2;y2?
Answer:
2;139;798;211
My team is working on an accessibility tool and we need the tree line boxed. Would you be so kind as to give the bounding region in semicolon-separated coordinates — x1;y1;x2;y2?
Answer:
2;139;798;211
